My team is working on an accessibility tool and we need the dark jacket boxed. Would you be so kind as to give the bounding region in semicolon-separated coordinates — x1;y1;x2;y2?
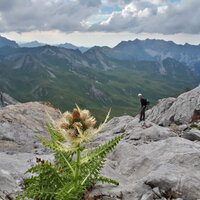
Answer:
140;98;147;107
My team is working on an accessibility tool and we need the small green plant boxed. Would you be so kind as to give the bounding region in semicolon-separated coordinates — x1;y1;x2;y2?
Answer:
190;123;200;130
17;105;124;200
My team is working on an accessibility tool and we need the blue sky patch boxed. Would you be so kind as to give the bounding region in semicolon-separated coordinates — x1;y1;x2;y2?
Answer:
100;4;122;14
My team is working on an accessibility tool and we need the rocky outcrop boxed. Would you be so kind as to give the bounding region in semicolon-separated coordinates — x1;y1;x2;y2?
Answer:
0;102;61;199
0;102;61;152
1;86;200;200
86;116;200;200
182;128;200;141
0;92;18;108
146;85;200;126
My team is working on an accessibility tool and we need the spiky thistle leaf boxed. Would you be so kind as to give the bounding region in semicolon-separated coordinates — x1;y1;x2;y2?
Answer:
17;106;124;200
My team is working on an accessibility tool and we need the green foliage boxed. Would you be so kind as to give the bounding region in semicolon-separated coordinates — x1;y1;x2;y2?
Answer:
0;47;198;122
17;108;124;200
190;123;200;130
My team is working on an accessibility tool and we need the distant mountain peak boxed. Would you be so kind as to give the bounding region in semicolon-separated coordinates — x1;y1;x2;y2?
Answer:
57;42;89;53
19;41;46;48
57;42;77;49
0;35;18;48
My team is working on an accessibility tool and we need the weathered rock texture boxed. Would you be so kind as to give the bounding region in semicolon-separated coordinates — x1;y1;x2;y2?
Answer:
146;85;200;126
87;117;200;200
182;128;200;141
0;102;61;152
1;86;200;200
0;102;61;199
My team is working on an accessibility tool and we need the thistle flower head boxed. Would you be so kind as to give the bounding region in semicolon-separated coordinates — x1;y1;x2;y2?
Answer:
72;108;80;119
63;111;73;122
80;109;90;121
85;117;96;129
54;105;102;145
73;122;83;129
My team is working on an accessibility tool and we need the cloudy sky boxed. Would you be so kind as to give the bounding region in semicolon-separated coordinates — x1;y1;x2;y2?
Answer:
0;0;200;47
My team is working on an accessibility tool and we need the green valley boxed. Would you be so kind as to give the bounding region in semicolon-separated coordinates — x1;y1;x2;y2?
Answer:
0;39;199;121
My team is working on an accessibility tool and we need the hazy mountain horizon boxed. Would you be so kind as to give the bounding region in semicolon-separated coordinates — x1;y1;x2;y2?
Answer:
0;35;199;120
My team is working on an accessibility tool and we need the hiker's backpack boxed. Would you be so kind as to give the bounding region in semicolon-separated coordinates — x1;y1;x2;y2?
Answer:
145;98;150;106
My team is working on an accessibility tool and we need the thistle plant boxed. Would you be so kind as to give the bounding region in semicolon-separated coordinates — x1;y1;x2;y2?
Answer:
17;105;124;200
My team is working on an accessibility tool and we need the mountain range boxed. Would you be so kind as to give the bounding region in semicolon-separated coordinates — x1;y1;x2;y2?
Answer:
0;35;18;48
19;40;89;53
0;36;199;120
19;40;46;48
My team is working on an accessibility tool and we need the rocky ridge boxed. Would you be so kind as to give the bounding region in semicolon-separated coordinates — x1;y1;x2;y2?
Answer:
0;92;18;108
0;86;200;200
146;85;200;126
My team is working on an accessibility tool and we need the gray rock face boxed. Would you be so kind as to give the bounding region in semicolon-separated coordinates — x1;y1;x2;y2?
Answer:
182;128;200;141
146;85;200;126
97;116;176;145
1;86;200;200
0;102;61;199
0;152;53;199
0;102;61;152
88;116;200;200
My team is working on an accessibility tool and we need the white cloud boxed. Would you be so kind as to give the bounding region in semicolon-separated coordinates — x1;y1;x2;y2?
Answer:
145;0;162;5
0;0;199;35
0;0;101;32
90;0;200;34
138;8;151;17
122;3;137;17
157;5;168;14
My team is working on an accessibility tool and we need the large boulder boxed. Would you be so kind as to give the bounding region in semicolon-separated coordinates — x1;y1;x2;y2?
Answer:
146;85;200;126
0;102;61;199
0;102;61;152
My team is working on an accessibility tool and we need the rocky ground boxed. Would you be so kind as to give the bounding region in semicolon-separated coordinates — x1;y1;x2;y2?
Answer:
1;86;200;200
0;101;61;199
86;116;200;200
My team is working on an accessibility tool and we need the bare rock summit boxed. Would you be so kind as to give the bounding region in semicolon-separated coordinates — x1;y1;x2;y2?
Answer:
146;85;200;126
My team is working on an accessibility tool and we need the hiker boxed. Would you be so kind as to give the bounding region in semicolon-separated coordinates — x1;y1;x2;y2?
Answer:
138;93;148;122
